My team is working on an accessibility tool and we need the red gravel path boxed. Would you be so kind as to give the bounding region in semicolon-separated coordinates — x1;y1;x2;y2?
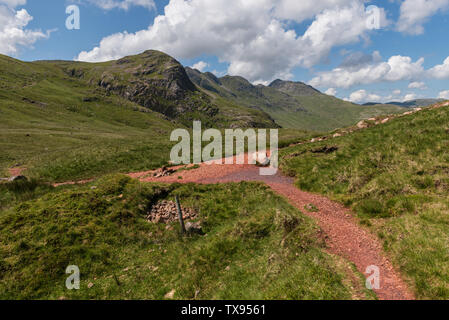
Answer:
132;155;414;300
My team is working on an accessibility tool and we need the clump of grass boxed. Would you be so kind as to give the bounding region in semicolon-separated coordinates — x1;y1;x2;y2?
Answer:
304;203;319;213
0;179;54;211
176;164;200;173
357;199;385;217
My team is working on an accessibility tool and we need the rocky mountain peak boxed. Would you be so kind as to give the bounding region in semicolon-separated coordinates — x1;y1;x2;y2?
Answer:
268;79;320;96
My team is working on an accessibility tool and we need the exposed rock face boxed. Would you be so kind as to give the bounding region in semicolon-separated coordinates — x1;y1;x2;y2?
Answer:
66;51;216;120
93;51;203;118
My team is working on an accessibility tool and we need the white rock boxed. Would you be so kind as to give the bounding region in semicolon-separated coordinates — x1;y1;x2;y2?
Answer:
164;289;176;299
357;121;367;129
252;152;269;166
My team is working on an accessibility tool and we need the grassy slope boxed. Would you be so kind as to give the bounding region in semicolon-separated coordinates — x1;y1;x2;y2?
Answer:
281;104;449;299
0;52;282;182
0;54;180;182
187;68;406;131
0;175;372;300
0;52;314;182
261;94;406;132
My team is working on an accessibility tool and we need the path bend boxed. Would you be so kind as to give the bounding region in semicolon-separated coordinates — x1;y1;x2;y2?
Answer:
130;158;414;300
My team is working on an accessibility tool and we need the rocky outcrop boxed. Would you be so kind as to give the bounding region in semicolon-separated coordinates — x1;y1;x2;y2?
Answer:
92;51;202;118
64;50;276;128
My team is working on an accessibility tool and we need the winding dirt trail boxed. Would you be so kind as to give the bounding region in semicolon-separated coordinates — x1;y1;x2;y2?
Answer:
130;156;415;300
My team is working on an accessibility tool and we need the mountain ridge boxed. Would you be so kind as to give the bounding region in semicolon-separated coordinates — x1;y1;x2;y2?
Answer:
0;49;420;132
186;67;408;131
43;50;277;128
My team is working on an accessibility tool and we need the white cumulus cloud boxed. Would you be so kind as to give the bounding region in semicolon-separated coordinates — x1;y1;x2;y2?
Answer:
310;54;425;89
77;0;387;83
0;1;49;56
428;56;449;79
0;0;26;6
325;88;337;96
86;0;156;11
438;90;449;99
191;61;209;72
397;0;449;35
402;93;418;101
273;0;355;23
408;81;427;89
345;89;420;104
299;2;388;68
346;89;381;103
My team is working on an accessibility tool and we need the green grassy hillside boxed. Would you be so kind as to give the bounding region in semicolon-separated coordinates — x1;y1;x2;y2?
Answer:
0;175;373;300
280;102;449;299
0;52;280;182
186;68;407;131
0;54;179;182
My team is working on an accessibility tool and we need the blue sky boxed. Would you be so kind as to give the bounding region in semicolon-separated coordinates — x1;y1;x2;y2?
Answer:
1;0;449;103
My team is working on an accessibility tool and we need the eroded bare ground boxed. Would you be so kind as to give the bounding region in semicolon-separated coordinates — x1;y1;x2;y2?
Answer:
133;156;414;300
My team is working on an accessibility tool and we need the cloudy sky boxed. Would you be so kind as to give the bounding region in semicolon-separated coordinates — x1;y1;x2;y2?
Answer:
1;0;449;103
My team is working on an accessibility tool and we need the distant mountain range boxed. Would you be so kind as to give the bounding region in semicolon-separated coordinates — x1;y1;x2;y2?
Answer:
1;49;410;131
363;99;444;108
186;67;406;131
